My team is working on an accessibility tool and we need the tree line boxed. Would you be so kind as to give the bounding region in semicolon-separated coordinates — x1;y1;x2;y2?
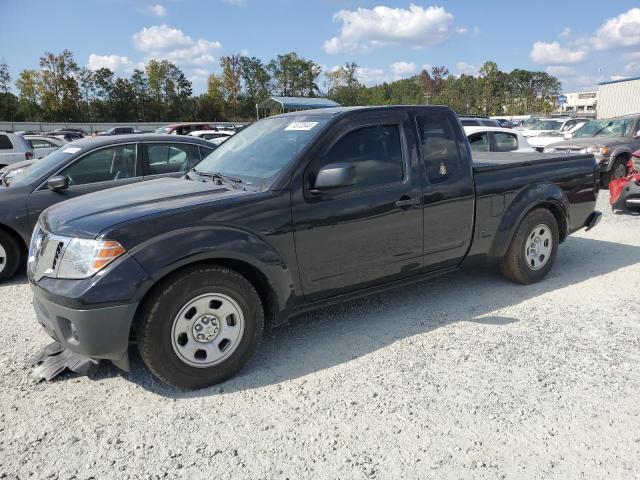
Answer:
0;50;561;123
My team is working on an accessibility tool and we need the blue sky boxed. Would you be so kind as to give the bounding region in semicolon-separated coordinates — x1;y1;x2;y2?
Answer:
1;0;639;94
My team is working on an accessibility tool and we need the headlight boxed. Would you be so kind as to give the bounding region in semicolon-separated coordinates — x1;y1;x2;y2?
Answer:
582;147;609;156
57;239;126;279
543;147;556;153
4;168;25;179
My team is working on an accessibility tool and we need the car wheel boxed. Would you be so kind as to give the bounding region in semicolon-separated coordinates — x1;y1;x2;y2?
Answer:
136;265;264;389
601;157;628;188
500;208;559;285
0;230;21;282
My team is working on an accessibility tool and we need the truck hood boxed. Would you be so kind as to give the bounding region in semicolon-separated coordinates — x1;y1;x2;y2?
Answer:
42;177;253;238
547;136;626;149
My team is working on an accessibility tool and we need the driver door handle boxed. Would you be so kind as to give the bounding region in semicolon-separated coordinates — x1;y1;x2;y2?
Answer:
395;197;420;208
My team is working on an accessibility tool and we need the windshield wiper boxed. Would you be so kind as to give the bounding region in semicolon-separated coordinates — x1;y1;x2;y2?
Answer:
192;169;244;189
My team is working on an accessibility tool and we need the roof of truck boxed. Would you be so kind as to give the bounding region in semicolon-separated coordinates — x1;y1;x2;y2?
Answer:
276;105;452;118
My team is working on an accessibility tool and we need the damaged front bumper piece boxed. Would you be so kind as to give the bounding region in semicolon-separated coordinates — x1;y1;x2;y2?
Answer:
31;341;100;381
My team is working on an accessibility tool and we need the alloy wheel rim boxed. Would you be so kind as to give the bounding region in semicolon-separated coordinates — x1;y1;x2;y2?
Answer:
524;224;553;271
614;162;627;179
0;243;6;274
171;293;245;368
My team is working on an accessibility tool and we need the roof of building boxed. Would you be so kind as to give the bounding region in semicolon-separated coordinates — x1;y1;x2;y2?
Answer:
598;76;640;86
257;96;341;111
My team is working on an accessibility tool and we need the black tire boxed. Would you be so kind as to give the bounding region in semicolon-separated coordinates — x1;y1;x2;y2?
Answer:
601;157;628;188
0;230;21;282
136;265;264;389
500;208;559;285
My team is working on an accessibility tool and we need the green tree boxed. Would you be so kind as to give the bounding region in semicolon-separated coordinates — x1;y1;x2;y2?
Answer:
220;55;243;120
15;69;41;121
326;62;363;106
38;50;80;121
0;62;18;121
268;52;321;97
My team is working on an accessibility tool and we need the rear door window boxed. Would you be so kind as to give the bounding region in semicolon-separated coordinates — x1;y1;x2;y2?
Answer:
416;112;463;182
0;134;13;149
468;132;490;152
493;132;519;152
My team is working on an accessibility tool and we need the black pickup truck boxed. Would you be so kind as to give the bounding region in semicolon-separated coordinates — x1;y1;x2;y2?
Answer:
28;106;601;389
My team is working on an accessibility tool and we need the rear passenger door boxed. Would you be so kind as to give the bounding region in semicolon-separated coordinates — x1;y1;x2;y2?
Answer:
142;142;202;179
414;109;475;270
491;131;519;152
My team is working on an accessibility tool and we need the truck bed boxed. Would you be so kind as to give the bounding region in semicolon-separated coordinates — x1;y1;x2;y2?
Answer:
472;151;593;172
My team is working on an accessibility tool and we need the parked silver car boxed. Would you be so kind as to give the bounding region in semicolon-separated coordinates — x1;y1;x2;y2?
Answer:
23;135;66;158
0;132;34;167
544;114;640;186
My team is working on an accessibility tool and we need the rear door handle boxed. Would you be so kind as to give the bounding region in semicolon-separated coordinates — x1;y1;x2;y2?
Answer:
395;197;420;208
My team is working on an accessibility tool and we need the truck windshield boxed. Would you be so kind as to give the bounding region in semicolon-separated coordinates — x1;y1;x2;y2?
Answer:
194;115;329;187
573;119;633;138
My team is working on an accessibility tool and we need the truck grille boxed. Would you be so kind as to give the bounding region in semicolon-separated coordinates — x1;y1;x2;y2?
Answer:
28;225;70;281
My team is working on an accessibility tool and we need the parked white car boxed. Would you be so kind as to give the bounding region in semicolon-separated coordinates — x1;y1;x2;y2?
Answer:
521;117;589;138
464;126;535;153
526;131;570;152
0;132;34;167
187;129;235;143
23;135;66;158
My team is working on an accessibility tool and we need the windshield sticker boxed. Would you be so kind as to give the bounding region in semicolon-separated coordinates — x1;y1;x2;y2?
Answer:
62;147;82;154
285;122;318;131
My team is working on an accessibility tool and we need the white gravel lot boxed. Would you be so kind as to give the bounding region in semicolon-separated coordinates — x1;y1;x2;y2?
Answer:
1;194;639;480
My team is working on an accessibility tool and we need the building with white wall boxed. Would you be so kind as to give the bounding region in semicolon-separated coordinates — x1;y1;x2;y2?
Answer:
596;77;640;119
558;91;598;115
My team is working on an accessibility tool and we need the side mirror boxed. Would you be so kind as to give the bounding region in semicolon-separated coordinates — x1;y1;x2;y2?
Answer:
563;132;573;140
635;130;640;138
312;162;356;192
47;175;68;191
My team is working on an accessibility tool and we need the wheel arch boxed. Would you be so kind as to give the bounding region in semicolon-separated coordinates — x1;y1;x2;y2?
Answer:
488;182;569;260
0;222;28;261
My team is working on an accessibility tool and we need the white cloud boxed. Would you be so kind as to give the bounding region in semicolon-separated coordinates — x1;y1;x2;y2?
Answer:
530;41;587;64
626;62;640;74
456;61;478;76
560;27;571;38
421;63;432;72
390;61;416;79
87;54;133;74
132;24;222;67
610;75;628;81
593;8;640;50
546;66;574;77
323;4;457;54
356;67;388;86
142;4;167;17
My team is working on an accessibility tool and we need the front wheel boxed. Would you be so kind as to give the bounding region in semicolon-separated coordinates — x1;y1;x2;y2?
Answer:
601;157;628;188
136;265;264;389
0;230;21;282
500;208;559;284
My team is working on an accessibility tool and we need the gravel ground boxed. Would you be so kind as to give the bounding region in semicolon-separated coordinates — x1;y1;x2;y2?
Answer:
1;194;639;480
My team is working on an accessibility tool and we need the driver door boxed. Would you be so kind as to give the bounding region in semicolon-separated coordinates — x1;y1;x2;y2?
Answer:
26;143;142;228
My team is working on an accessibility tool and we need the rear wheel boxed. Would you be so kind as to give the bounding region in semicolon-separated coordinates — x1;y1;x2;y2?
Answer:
500;208;559;284
136;265;264;389
601;157;628;188
0;230;21;282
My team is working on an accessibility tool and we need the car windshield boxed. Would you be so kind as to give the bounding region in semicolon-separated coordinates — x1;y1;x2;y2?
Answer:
573;119;633;138
8;146;79;187
531;120;563;130
522;118;538;127
154;126;171;134
193;115;330;187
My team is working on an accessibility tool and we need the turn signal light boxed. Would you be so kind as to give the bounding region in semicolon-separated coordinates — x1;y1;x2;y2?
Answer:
92;241;126;270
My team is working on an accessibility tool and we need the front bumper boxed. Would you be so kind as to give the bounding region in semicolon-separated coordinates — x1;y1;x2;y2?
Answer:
33;293;138;370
